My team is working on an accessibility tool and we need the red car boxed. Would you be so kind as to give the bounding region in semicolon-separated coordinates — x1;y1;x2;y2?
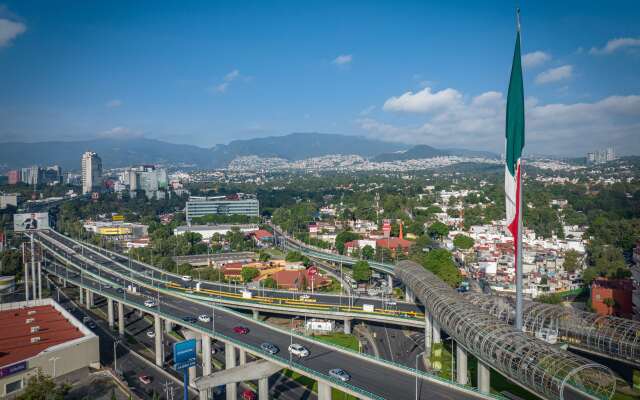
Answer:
241;389;257;400
233;326;249;335
138;375;152;385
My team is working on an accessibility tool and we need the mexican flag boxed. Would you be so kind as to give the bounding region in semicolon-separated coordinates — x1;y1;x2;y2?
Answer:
505;27;525;259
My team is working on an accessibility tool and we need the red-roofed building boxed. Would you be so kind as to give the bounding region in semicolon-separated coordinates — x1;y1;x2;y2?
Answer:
251;229;274;246
376;237;413;256
0;299;99;397
221;262;244;280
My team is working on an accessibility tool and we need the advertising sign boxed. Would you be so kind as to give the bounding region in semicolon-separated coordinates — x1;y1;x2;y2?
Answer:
112;214;124;222
0;361;27;378
13;213;50;232
173;339;196;370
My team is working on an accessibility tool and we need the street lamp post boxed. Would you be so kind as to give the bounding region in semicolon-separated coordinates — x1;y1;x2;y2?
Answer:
415;350;425;400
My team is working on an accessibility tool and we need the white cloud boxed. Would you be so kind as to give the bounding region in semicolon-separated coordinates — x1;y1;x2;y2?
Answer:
535;65;573;84
522;51;551;68
332;54;353;65
589;37;640;55
0;18;26;47
224;69;240;82
359;105;376;116
383;87;463;113
212;69;246;93
105;99;122;108
215;82;229;93
98;126;143;139
358;85;640;155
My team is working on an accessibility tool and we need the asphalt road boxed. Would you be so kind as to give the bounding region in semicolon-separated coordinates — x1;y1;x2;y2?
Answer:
38;230;487;400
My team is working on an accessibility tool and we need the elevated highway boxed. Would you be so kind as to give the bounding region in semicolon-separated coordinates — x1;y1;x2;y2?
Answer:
37;230;425;328
35;229;626;400
34;232;495;400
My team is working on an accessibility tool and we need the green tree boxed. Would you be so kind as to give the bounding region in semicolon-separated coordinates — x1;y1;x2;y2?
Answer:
335;231;361;255
420;248;461;288
361;245;375;260
262;277;278;289
537;293;562;304
562;250;580;273
259;251;271;262
427;222;449;241
452;234;474;250
353;260;371;282
285;251;304;262
17;369;70;400
241;267;260;283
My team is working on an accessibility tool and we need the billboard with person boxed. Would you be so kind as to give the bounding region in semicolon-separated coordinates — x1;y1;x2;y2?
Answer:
13;213;50;231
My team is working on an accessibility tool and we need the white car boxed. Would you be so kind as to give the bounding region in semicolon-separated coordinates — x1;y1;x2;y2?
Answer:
328;368;351;382
288;343;310;358
198;314;211;323
181;275;192;282
146;330;155;338
299;294;311;301
144;299;157;308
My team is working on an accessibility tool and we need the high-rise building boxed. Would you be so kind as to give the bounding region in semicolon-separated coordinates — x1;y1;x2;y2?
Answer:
7;170;19;185
186;194;259;223
586;147;616;165
125;165;168;199
44;165;62;184
81;151;102;194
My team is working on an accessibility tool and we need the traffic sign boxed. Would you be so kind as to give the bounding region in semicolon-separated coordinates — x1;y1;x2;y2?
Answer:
308;266;318;276
173;339;196;371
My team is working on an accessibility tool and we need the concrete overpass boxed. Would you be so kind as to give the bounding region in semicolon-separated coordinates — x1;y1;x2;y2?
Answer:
30;235;496;400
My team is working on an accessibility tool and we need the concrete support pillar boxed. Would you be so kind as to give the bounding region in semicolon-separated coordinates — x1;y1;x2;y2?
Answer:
225;342;237;400
318;381;332;400
107;298;114;328
432;319;441;344
165;320;174;333
202;334;212;400
424;314;433;352
239;349;247;365
387;274;393;289
477;360;491;393
343;318;352;335
456;344;468;385
62;278;67;288
258;377;269;400
118;302;125;336
405;287;415;303
189;364;197;388
89;290;95;308
154;314;162;367
253;309;260;320
79;286;84;304
85;289;92;307
196;332;202;353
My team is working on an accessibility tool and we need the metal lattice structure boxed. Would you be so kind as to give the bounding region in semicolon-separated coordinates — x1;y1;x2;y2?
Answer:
395;261;616;400
464;293;640;367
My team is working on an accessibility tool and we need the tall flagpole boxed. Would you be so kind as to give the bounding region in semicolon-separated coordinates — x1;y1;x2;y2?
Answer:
514;8;524;332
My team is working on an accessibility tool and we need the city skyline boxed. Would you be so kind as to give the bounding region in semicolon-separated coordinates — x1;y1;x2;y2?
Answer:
0;1;639;156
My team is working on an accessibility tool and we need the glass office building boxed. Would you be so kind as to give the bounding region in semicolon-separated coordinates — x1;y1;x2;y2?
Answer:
186;194;259;223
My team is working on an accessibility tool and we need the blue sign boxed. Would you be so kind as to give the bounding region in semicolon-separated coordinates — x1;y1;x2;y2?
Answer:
0;361;27;377
173;339;196;370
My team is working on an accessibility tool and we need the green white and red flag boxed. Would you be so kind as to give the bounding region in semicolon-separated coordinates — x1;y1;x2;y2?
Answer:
505;25;525;260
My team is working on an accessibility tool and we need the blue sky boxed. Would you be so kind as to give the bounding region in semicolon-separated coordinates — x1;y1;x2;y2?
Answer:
0;0;639;155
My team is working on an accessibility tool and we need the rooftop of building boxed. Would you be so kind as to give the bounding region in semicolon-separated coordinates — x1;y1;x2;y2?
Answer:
174;224;259;232
0;303;86;368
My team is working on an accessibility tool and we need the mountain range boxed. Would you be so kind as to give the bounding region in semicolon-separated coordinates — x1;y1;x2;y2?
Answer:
0;133;496;171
